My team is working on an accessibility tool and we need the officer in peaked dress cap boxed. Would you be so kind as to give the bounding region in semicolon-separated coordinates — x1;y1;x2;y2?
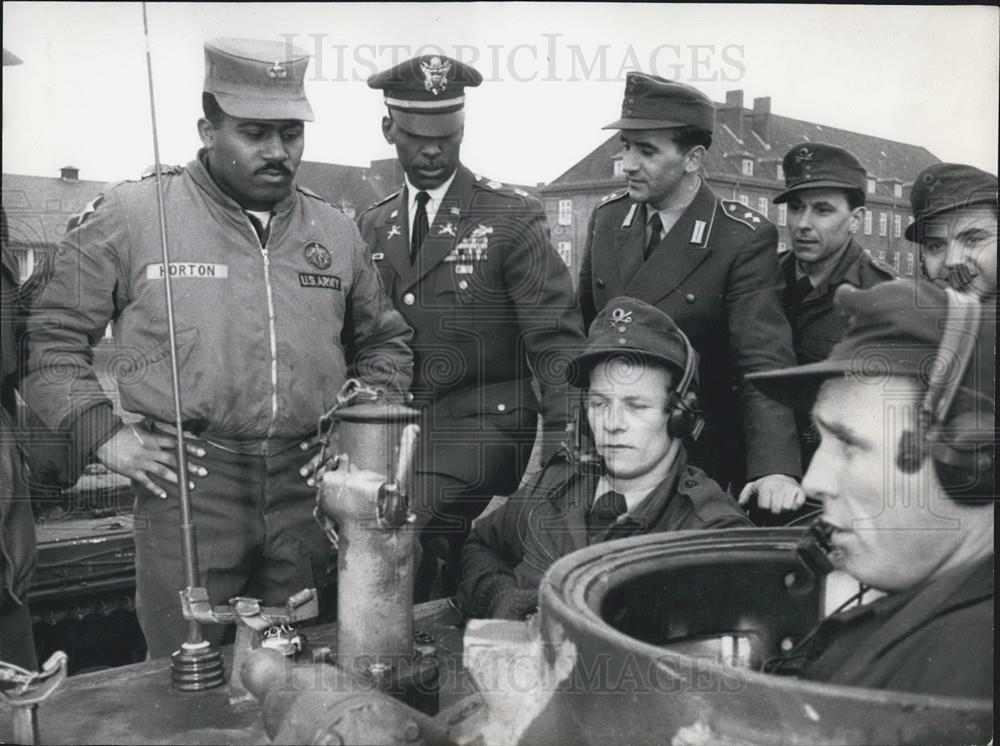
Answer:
21;37;413;657
774;142;896;471
579;71;805;517
360;55;585;599
907;162;997;301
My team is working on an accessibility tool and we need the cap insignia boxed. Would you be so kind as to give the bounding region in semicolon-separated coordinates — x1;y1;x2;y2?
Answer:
609;308;633;328
794;147;814;163
267;61;287;80
420;57;451;96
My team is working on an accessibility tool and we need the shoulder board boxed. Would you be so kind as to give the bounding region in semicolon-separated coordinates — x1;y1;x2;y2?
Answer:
862;250;900;278
720;199;766;230
473;174;506;192
138;163;184;180
597;190;629;207
360;189;401;215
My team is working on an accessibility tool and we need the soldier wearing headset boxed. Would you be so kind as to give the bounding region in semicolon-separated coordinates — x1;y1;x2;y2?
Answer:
459;297;750;621
750;280;994;698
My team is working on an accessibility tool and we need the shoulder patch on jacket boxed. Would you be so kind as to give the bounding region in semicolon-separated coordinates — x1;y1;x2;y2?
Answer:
720;199;766;230
597;190;629;207
360;190;401;216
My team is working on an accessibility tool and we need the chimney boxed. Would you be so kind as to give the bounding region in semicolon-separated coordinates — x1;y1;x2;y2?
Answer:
717;90;744;140
59;166;79;181
750;97;772;143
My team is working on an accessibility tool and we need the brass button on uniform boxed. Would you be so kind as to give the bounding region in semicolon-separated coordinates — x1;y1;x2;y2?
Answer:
403;292;415;306
458;280;469;290
496;403;507;412
685;293;696;304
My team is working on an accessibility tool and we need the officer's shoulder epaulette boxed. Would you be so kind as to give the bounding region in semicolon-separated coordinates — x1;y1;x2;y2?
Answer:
472;173;526;198
138;163;185;180
360;189;401;216
596;190;629;208
862;249;900;279
720;199;767;230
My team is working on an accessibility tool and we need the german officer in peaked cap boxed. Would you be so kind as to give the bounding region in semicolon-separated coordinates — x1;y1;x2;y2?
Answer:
579;71;804;518
907;162;997;302
359;55;585;599
20;38;413;657
774;142;896;470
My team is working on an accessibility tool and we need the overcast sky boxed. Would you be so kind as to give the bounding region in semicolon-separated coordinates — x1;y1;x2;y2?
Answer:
3;2;998;186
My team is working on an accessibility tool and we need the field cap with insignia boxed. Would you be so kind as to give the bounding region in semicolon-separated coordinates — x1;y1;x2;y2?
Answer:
3;47;22;66
204;38;314;121
603;72;714;132
906;163;998;242
368;55;483;137
567;296;698;391
747;279;995;413
773;142;867;204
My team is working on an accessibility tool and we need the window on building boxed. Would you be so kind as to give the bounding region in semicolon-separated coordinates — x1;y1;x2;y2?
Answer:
777;241;787;253
867;178;877;195
864;211;872;235
893;183;903;199
905;253;914;276
893;214;902;238
557;241;572;267
879;212;887;237
613;159;625;177
757;197;769;218
893;253;901;271
877;250;886;262
738;194;749;206
777;204;787;227
558;199;573;226
741;159;754;177
776;164;784;181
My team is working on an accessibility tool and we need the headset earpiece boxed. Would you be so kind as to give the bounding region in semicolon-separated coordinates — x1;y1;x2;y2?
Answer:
667;330;704;441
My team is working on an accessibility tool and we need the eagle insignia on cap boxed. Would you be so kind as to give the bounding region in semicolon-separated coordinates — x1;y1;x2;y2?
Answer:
267;61;287;80
420;57;451;95
609;308;633;328
795;147;814;163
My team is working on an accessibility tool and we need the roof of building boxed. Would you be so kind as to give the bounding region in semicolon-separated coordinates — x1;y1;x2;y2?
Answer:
543;94;940;202
295;160;387;212
2;171;109;249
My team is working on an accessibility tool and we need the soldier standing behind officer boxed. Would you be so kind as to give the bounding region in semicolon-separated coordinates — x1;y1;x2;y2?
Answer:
774;143;896;469
359;55;585;599
579;72;804;516
20;39;413;658
907;162;997;303
0;46;38;671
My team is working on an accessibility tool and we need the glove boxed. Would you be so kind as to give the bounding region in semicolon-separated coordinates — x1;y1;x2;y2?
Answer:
488;586;538;621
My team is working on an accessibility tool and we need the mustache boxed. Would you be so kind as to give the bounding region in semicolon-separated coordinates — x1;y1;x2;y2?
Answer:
256;163;292;176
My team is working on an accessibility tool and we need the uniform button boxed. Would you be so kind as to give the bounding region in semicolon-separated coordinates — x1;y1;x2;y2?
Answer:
685;478;697;488
685;294;696;303
618;337;627;344
496;403;507;412
596;279;606;288
403;292;415;306
458;280;469;290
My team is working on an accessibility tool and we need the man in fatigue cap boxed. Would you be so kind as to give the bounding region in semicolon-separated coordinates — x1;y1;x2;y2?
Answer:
579;72;804;518
774;142;897;470
21;38;413;657
749;280;993;697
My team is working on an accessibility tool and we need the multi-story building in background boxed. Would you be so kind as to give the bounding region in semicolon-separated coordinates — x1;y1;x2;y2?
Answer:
541;89;940;284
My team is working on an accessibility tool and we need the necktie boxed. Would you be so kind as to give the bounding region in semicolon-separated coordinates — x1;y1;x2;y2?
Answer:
411;190;430;261
589;490;627;539
794;274;814;302
246;213;270;247
644;212;663;261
